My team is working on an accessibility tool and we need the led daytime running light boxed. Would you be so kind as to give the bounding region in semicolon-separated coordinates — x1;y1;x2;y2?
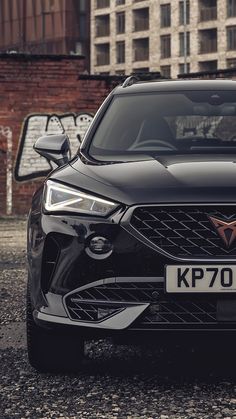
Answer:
44;181;117;216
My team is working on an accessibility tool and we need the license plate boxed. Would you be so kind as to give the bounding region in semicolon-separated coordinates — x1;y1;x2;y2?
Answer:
165;265;236;293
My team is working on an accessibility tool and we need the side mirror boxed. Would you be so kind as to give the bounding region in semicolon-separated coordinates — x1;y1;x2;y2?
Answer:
34;134;71;167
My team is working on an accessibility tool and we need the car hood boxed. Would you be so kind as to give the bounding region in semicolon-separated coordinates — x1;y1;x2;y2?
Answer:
51;155;236;205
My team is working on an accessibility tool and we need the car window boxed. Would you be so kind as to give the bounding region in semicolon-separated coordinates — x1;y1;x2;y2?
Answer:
89;91;236;161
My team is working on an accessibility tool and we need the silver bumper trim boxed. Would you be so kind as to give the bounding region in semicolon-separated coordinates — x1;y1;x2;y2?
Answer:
35;303;149;330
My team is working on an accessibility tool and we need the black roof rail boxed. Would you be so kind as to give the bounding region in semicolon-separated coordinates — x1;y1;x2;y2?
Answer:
122;72;164;87
122;75;139;88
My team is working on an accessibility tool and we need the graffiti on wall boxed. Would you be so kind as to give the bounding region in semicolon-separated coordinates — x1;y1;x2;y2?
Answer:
0;126;11;153
0;126;13;214
15;113;93;181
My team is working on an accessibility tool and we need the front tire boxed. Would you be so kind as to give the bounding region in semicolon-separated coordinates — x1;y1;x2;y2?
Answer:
26;281;85;373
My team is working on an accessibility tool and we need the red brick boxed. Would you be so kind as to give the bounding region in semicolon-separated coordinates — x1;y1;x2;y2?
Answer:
0;54;121;215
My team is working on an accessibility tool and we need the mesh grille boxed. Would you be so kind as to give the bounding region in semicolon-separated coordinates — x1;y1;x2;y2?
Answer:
65;282;219;327
66;300;122;322
67;301;100;322
137;300;216;327
66;282;161;304
130;206;236;259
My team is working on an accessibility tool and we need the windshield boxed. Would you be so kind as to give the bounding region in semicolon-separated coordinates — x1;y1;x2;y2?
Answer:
89;90;236;161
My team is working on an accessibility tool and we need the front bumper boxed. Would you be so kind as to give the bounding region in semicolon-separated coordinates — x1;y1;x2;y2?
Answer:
33;276;236;333
28;211;236;334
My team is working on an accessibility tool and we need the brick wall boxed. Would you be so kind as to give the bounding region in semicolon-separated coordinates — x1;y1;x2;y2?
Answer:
0;53;121;215
1;53;236;215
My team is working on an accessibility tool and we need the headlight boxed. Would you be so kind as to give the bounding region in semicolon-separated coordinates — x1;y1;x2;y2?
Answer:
44;180;118;216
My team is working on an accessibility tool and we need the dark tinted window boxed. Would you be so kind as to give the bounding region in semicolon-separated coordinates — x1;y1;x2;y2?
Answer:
161;4;171;27
89;91;236;161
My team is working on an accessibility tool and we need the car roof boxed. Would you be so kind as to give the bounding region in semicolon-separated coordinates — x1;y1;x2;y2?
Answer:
114;79;236;95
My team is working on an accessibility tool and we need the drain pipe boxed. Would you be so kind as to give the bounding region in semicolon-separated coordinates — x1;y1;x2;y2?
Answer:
183;0;187;73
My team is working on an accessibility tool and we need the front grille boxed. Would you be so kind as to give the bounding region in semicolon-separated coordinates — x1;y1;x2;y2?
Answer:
134;300;217;329
65;282;159;321
66;282;161;304
65;282;221;328
130;206;236;259
67;301;101;322
65;300;122;322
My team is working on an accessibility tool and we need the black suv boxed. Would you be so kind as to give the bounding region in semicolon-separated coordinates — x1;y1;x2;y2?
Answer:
27;78;236;372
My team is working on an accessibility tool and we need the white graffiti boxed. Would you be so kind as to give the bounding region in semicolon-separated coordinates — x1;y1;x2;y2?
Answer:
0;125;13;215
176;116;223;138
15;113;93;181
0;125;12;141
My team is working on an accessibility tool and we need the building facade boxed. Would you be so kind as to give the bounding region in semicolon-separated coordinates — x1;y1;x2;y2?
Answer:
91;0;236;78
0;0;90;70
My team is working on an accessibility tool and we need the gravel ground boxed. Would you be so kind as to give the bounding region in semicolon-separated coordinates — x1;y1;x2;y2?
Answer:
1;218;236;419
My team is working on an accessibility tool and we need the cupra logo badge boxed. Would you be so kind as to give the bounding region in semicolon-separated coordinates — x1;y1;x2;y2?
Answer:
209;216;236;248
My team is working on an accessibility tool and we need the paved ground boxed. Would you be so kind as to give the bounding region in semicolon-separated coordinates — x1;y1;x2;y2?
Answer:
1;219;236;419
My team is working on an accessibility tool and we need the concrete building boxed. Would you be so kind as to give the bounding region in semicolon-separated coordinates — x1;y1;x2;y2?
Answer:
91;0;236;78
0;0;90;70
